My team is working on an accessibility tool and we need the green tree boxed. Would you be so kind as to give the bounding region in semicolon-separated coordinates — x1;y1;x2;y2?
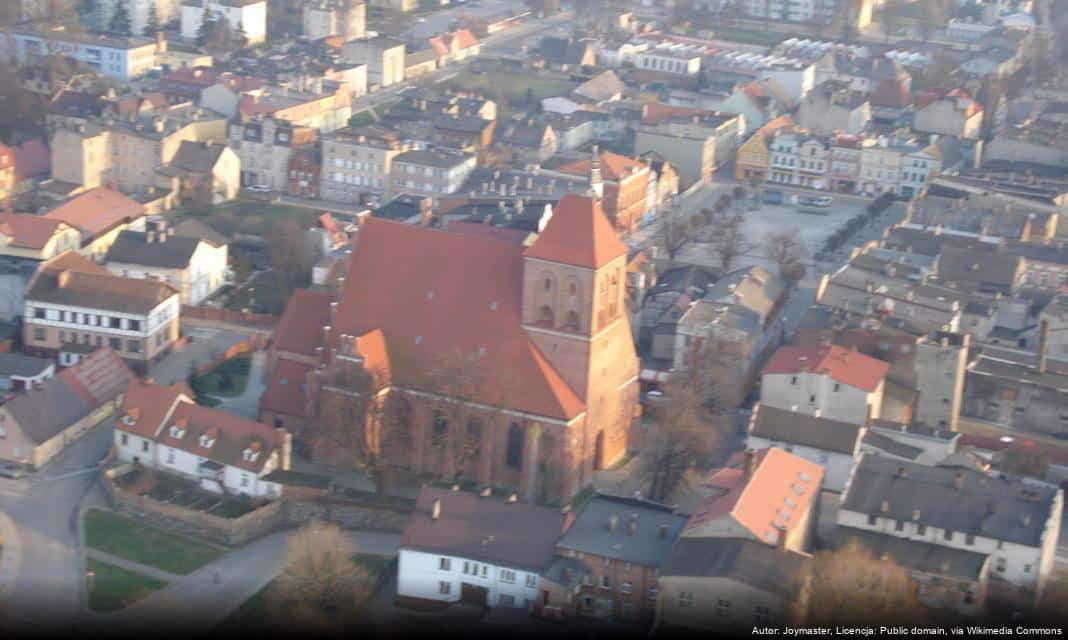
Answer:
109;1;132;36
196;7;215;46
144;4;160;37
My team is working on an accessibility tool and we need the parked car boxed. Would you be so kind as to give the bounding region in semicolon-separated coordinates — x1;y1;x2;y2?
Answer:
0;463;26;479
247;184;270;193
762;189;784;205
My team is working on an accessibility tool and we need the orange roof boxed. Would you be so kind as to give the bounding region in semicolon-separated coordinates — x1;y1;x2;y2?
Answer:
557;151;646;182
453;28;479;50
119;378;193;439
686;448;824;546
641;102;711;124
762;344;889;392
273;289;334;357
355;328;391;385
332;218;585;420
524;194;627;269
162;400;285;473
42;187;145;240
260;359;314;418
0;213;67;249
755;114;795;141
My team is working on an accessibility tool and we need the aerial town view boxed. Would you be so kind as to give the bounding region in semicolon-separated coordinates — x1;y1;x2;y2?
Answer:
0;0;1067;637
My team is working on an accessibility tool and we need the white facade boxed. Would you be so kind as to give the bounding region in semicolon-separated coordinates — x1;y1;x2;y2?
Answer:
760;371;883;425
634;47;702;76
98;0;182;37
106;241;228;306
25;295;180;350
0;30;158;80
397;549;541;609
746;434;857;492
181;0;267;45
898;148;941;200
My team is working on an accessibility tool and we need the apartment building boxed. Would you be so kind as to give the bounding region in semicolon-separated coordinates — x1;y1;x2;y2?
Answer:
321;125;415;203
23;252;181;371
634;113;742;188
50;104;227;195
96;0;182;37
0;26;161;80
227;116;317;190
229;80;354;133
797;80;871;135
303;0;366;41
181;0;268;45
387;149;476;200
913;89;984;141
343;35;405;88
633;43;702;76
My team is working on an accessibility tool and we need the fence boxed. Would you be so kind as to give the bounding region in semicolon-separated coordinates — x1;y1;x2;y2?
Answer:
190;333;270;378
182;305;278;329
100;465;411;547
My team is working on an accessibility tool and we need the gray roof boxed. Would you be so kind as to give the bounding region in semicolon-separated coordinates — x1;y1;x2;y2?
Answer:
660;537;807;600
750;405;864;455
556;494;688;568
393;149;474;168
937;247;1022;290
842;454;1058;547
835;527;988;581
862;431;923;460
168;141;226;173
172;218;230;247
5;381;90;444
0;353;53;379
104;230;203;269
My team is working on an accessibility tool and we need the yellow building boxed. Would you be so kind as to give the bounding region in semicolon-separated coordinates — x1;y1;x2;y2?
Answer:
735;115;795;183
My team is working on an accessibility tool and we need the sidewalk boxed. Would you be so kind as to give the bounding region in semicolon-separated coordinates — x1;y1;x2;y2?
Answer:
84;549;180;584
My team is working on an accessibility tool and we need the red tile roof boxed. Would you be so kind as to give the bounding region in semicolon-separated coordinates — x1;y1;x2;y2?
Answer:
524;194;627;269
762;344;889;392
641;102;711;125
272;289;334;357
162;401;285;473
119;378;194;439
687;448;824;546
332;217;585;420
556;151;647;182
260;359;314;418
58;347;136;405
42;187;146;240
444;220;531;245
0;213;67;249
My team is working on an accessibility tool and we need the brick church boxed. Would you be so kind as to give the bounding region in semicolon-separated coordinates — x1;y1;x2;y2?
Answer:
262;193;640;504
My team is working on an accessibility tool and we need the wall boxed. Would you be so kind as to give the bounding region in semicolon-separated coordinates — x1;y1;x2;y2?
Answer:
746;435;856;492
397;549;540;608
760;371;879;425
656;575;790;632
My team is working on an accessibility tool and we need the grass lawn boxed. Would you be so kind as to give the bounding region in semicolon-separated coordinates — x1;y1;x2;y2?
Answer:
86;558;167;613
84;509;224;575
447;71;577;102
192;355;251;398
181;199;323;238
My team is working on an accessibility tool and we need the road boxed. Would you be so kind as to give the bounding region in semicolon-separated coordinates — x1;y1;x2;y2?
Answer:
0;420;113;636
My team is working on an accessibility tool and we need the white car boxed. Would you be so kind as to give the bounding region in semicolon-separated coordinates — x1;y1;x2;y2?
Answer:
247;184;270;193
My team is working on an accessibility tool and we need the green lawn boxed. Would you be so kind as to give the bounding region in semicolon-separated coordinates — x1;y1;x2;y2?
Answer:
192;355;251;398
448;71;577;102
181;199;324;238
86;558;167;613
84;509;224;575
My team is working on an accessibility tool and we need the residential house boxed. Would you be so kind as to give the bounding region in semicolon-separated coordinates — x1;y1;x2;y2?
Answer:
0;27;162;81
41;187;148;261
639;265;717;340
387;149;477;200
432;116;496;153
963;341;1068;437
913;89;984;140
405;49;439;78
1038;295;1068;360
768;129;830;189
839;454;1063;606
828;133;863;193
494;117;557;165
228;116;317;190
760;343;890;425
0;145;15;202
0;214;82;263
320;125;414;204
815;264;963;335
230;81;353;133
397;487;568;609
287;147;321;199
180;0;268;45
0;353;54;391
870;78;912;127
0;348;133;468
898;143;943;200
936;247;1025;296
160;66;264;104
572;71;625;106
103;218;228;305
797;80;871;135
155;140;240;206
711;79;791;138
23;252;181;370
342;35;406;88
12;139;50;194
284;195;640;503
427;29;480;67
115;378;290;497
735;115;795;183
553;494;687;624
539;37;594;72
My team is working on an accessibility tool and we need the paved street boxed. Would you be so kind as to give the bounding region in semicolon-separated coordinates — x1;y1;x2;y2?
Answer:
150;320;265;387
210;351;268;420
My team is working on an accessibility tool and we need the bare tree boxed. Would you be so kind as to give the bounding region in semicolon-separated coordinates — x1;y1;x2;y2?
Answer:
707;210;754;274
795;537;926;626
267;218;314;299
267;521;375;633
999;441;1049;479
661;209;694;259
765;228;807;285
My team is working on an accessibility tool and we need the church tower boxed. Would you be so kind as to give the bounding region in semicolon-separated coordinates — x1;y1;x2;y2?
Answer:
521;194;639;478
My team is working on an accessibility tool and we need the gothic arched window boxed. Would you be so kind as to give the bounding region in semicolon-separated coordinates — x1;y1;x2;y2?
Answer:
540;305;554;325
565;311;580;331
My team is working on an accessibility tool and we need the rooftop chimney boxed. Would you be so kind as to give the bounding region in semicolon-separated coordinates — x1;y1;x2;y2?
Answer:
431;497;441;520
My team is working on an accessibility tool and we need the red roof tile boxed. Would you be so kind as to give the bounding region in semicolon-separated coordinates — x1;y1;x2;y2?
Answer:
556;151;647;182
641;102;711;124
58;347;136;406
524;194;627;269
273;289;334;358
260;359;314;418
687;448;824;546
42;187;146;240
0;213;67;249
332;218;585;420
444;220;531;245
762;344;889;392
119;377;194;439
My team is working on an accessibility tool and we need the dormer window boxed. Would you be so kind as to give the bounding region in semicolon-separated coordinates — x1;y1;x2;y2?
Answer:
243;447;260;462
199;434;215;449
122;414;136;426
169;424;185;439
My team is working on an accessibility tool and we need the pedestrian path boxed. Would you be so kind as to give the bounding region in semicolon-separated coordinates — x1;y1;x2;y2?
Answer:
85;549;180;584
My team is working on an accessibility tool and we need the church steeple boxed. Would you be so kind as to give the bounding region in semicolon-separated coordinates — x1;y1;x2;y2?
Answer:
588;145;603;200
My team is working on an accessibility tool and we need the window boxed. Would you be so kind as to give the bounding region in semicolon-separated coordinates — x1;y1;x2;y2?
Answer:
790;375;798;385
600;575;611;590
917;523;927;535
129;319;141;331
996;557;1006;573
142;440;149;452
833;383;840;392
717;599;731;617
120;434;128;446
648;587;658;600
481;565;487;578
500;569;516;584
439;558;451;571
127;340;141;354
965;534;975;546
439;581;451;595
895;520;905;532
110;317;121;329
620;581;632;595
867;514;877;526
33;308;45;319
1025;564;1032;573
506;422;523;470
33;327;46;341
166;448;175;464
463;561;470;575
525;574;537;588
678;592;693;608
241;474;249;487
944;529;953;542
109;338;122;350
